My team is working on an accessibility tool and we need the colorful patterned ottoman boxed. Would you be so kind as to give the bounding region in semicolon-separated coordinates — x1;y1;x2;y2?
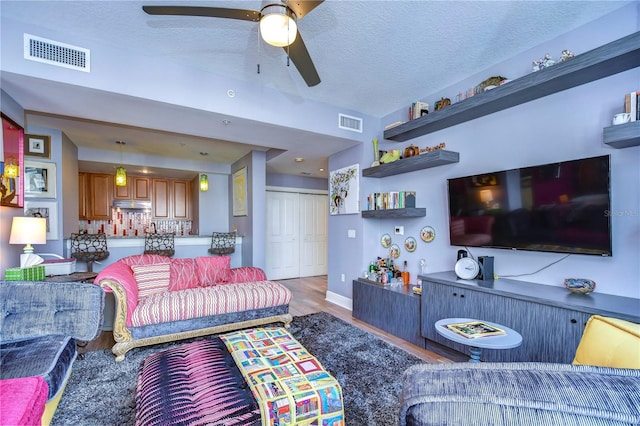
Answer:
135;327;345;426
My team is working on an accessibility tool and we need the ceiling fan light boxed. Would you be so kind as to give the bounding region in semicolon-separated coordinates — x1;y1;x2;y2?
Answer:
115;166;127;187
260;4;297;47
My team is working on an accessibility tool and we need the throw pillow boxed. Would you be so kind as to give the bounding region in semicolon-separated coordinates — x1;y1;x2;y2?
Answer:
132;262;171;298
196;256;231;286
169;258;200;291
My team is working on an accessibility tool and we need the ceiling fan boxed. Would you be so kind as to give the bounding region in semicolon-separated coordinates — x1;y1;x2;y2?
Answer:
142;1;324;87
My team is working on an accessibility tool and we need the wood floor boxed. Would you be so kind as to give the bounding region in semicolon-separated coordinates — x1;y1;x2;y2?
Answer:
85;275;463;363
279;275;458;364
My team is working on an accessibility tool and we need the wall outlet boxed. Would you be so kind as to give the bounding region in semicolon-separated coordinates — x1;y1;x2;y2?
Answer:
347;229;356;238
395;226;404;235
340;273;345;282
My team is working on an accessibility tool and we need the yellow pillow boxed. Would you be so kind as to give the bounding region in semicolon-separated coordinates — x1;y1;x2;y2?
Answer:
573;315;640;369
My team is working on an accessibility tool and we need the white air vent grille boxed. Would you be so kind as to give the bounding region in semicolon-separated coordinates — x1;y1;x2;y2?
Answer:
24;34;90;72
338;113;363;133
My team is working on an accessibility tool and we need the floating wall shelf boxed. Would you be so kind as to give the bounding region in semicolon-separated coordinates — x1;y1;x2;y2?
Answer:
362;208;426;219
603;121;640;149
362;150;460;178
384;31;640;142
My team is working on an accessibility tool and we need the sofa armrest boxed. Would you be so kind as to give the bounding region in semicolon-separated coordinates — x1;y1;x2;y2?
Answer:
96;262;139;328
0;281;105;342
400;362;640;426
573;315;640;369
229;266;267;283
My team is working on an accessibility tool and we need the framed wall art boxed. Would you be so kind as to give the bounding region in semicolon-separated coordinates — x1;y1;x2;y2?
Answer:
329;163;359;215
24;160;56;198
1;112;24;208
24;200;58;240
232;167;247;216
24;134;51;158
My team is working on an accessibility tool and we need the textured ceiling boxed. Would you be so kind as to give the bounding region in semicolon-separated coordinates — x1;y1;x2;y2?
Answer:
0;0;631;178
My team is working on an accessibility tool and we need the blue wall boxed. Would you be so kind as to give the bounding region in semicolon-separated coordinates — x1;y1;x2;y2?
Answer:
327;4;640;301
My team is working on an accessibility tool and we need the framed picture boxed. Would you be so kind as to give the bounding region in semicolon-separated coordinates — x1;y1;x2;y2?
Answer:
232;167;247;216
24;134;51;158
24;200;58;240
24;160;56;198
1;112;25;208
329;163;359;215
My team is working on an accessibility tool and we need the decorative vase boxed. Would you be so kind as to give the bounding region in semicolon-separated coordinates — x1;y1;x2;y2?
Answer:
371;138;380;167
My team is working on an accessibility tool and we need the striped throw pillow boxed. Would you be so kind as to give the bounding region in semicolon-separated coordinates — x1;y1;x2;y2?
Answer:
132;262;171;298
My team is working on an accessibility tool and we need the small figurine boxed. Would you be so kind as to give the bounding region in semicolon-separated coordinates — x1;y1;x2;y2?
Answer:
532;53;555;72
560;49;575;61
434;97;451;111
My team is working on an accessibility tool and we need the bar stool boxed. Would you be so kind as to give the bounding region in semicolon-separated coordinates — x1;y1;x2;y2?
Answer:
70;233;110;272
144;233;175;257
208;232;236;255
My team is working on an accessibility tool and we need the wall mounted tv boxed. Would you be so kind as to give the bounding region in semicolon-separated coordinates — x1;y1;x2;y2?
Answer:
447;155;612;256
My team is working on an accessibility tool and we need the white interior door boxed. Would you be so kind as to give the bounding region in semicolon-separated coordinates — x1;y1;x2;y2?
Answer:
266;191;328;280
300;193;328;277
266;191;300;280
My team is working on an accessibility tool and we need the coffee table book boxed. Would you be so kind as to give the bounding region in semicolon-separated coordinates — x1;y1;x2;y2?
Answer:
444;321;506;339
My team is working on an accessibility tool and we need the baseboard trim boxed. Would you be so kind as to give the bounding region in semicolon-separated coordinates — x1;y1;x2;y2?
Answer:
325;290;352;311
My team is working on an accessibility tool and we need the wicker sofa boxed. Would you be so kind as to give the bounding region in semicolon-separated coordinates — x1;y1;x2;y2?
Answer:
400;315;640;425
96;254;292;361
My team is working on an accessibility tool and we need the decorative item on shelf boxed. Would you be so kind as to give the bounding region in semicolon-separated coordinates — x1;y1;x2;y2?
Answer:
532;53;555;71
115;140;127;187
199;173;209;192
419;142;446;154
560;49;575;61
434;97;451;111
371;138;380;167
403;145;420;159
380;233;391;248
404;237;416;252
389;244;400;259
613;113;631;125
564;278;596;294
420;226;435;242
379;149;401;164
476;76;507;93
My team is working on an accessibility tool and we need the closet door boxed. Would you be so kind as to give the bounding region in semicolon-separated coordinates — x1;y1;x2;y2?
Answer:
299;193;328;277
266;191;300;280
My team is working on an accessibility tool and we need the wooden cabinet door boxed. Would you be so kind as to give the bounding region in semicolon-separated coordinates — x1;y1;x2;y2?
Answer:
133;177;150;200
172;180;189;219
78;172;89;219
89;173;112;219
152;179;170;218
113;176;131;199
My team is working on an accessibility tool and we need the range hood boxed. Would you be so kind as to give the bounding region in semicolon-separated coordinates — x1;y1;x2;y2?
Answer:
112;200;152;211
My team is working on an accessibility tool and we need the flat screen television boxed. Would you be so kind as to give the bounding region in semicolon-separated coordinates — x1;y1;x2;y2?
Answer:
447;155;612;256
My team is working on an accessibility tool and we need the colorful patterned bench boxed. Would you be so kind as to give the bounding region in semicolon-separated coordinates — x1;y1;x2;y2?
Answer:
135;327;345;426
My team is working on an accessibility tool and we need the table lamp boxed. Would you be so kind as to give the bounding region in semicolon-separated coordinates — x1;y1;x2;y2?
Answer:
9;216;47;267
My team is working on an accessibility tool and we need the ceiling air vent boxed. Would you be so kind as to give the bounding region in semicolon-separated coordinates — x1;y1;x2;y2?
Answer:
24;33;90;72
338;113;363;133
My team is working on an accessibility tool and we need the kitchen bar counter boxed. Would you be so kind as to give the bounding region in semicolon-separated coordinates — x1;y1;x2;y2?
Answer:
64;235;243;272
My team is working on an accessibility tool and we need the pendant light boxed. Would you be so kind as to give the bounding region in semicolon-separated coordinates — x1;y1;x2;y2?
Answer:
199;173;209;192
115;140;127;187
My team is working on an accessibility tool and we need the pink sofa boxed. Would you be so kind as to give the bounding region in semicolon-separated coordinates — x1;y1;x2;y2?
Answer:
0;377;48;426
96;254;292;361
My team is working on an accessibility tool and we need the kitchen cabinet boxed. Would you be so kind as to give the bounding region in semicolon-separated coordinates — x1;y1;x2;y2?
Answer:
114;176;151;200
78;172;88;219
87;173;112;220
152;178;190;219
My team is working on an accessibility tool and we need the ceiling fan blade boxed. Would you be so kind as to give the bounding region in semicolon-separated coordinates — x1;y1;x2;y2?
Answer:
142;6;260;22
284;30;320;87
285;1;325;19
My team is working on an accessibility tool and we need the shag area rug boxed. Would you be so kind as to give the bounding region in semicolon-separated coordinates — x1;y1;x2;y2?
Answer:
52;312;428;425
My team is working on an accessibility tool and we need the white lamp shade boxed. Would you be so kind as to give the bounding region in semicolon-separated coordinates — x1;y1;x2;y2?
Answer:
260;5;297;47
9;217;47;252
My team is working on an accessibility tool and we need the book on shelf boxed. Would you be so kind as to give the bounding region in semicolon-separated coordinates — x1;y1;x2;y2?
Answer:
624;91;640;122
367;191;416;210
444;321;506;339
409;101;429;120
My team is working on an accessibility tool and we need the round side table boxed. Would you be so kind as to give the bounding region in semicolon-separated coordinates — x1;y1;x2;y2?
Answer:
435;317;522;362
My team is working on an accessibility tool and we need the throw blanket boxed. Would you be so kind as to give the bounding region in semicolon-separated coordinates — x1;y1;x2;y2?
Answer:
221;328;345;426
